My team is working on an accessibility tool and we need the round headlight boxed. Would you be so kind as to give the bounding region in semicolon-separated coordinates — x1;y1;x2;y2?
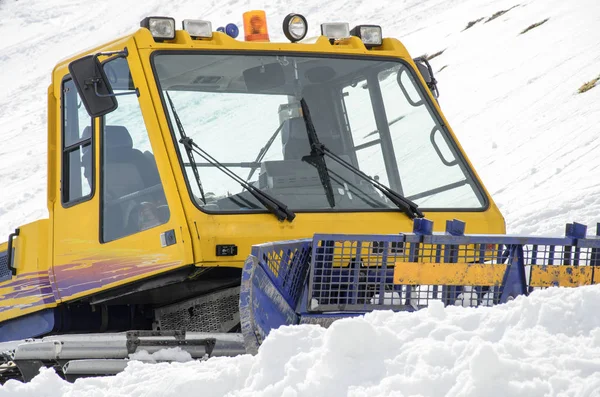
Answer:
283;13;308;42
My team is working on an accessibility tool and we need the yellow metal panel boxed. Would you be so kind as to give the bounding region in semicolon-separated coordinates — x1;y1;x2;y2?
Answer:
0;219;54;323
530;265;594;287
393;262;507;286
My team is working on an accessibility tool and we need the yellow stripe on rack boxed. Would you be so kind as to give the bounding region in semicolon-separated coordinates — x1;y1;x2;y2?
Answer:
393;262;506;286
529;266;594;287
392;262;599;288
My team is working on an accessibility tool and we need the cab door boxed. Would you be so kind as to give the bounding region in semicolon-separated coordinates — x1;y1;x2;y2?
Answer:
52;43;194;303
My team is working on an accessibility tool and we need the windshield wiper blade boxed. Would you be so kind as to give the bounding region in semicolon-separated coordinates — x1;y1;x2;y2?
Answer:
181;138;296;222
299;99;423;219
165;93;295;222
166;91;206;205
299;99;335;208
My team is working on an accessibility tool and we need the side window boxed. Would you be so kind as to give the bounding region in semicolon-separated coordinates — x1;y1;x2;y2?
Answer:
61;78;93;205
100;57;170;243
378;66;485;208
342;80;390;187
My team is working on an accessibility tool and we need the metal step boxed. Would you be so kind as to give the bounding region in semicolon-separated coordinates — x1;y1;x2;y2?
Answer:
62;359;130;382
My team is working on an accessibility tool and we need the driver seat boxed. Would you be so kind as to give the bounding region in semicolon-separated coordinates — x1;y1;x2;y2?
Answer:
102;125;159;241
103;125;159;196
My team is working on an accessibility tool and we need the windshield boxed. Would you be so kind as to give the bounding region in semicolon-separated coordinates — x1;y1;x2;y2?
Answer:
152;52;486;213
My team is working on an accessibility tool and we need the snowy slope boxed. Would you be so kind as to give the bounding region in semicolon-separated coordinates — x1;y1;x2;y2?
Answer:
1;0;600;237
1;0;600;394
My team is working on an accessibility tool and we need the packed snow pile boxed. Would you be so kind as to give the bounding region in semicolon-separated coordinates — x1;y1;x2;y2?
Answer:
128;347;194;363
2;285;600;396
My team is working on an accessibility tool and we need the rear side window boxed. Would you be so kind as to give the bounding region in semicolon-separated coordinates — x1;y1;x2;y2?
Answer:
61;78;93;205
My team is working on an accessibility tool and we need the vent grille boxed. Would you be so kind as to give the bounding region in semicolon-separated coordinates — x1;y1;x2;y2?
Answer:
0;251;10;282
192;76;222;84
155;287;240;333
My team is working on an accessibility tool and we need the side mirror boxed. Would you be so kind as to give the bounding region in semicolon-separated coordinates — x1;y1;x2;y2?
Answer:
413;57;439;99
68;54;118;118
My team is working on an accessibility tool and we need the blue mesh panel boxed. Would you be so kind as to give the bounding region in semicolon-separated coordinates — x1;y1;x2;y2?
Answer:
254;239;312;309
309;234;407;311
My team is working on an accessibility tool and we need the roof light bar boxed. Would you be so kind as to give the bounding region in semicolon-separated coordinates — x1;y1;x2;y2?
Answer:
283;13;308;43
183;19;213;38
140;16;176;41
320;22;350;41
350;25;382;48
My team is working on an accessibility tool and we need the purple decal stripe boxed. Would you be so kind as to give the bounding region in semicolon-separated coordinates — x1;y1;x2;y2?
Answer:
1;256;183;319
55;258;182;298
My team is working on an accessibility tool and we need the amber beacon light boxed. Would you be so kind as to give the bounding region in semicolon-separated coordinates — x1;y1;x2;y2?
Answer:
243;10;270;41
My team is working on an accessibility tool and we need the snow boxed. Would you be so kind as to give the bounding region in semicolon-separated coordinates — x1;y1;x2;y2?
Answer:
3;285;600;396
2;0;600;394
128;347;194;363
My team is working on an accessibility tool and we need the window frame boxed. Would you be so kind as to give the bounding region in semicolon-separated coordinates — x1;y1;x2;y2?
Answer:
150;50;490;215
60;75;95;208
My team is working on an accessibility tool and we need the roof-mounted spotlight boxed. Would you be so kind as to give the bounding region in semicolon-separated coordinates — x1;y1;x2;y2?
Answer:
283;13;308;43
183;19;213;38
320;22;350;42
140;16;176;41
350;25;382;48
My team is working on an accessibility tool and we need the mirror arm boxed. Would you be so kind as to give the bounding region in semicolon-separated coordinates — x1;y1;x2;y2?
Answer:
413;56;440;98
85;48;139;98
90;79;139;98
93;48;129;60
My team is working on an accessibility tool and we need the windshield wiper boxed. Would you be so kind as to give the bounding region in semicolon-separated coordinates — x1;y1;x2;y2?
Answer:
299;98;424;219
165;92;295;222
166;92;206;205
299;99;336;208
